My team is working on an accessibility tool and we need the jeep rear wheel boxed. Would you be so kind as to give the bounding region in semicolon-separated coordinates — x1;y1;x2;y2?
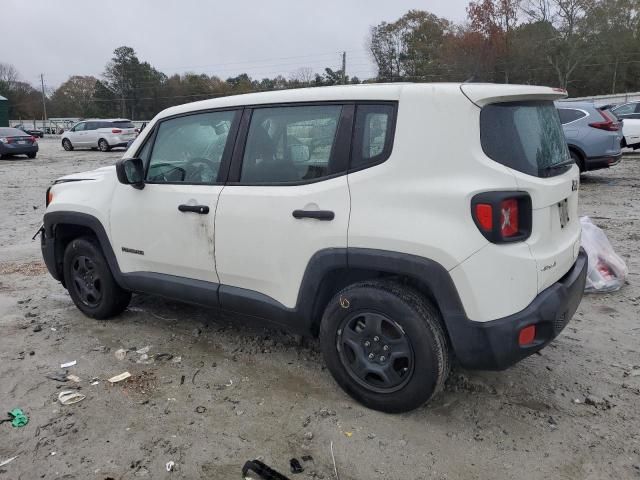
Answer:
319;280;450;413
63;237;131;319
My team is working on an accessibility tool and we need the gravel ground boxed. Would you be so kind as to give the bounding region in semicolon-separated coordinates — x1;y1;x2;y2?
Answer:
0;138;639;480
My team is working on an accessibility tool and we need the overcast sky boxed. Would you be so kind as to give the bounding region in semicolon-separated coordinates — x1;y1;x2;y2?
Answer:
3;0;469;91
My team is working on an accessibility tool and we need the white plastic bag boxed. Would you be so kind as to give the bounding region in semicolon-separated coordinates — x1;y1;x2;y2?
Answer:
580;216;628;293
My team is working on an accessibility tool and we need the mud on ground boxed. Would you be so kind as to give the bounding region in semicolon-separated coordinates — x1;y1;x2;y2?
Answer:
0;138;639;479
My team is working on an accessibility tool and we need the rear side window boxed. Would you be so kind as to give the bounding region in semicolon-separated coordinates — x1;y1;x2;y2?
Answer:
240;105;342;184
480;101;571;178
351;104;395;170
557;108;586;125
112;121;135;129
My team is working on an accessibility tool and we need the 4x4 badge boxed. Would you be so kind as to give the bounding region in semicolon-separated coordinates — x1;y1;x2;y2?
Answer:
572;179;578;191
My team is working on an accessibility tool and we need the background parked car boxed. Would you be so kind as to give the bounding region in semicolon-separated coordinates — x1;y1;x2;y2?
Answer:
61;119;137;152
609;101;640;148
13;124;44;138
556;101;622;172
0;127;39;159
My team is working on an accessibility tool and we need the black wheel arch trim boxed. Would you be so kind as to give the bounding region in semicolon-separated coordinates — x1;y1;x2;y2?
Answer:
42;212;585;372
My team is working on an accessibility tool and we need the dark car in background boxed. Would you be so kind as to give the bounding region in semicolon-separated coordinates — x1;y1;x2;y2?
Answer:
556;101;622;172
0;127;39;159
13;124;44;138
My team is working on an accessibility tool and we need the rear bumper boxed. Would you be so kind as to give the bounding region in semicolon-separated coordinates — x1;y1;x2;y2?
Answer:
0;144;38;155
584;153;622;171
448;248;588;370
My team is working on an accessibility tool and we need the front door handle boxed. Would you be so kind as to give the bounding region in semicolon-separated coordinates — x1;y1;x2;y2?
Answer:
292;209;334;221
178;204;209;214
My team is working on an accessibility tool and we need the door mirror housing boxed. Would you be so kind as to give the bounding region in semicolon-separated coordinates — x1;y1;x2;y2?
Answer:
116;158;145;189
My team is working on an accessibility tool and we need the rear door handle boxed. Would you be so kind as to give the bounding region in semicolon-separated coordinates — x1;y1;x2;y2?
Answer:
292;210;334;221
178;204;209;214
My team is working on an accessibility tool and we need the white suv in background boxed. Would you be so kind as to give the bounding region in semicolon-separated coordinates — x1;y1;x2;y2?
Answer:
40;84;587;412
61;119;137;152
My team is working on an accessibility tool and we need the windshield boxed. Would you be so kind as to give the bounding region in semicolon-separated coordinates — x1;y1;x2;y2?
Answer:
480;100;571;178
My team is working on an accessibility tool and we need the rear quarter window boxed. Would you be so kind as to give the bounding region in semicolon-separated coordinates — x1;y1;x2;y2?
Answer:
480;100;571;178
557;108;587;125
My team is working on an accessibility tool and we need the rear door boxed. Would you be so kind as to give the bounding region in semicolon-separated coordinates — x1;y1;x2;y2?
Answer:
215;104;352;309
479;98;581;292
85;121;100;147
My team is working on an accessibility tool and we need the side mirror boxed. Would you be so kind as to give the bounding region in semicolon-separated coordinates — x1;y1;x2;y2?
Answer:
116;158;145;189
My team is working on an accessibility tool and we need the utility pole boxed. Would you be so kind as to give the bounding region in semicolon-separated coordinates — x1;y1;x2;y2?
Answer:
40;74;47;125
341;51;346;85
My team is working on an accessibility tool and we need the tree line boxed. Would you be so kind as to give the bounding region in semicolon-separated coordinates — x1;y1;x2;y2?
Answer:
1;0;638;121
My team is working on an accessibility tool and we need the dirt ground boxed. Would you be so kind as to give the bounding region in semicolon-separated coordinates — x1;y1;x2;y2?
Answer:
0;137;638;480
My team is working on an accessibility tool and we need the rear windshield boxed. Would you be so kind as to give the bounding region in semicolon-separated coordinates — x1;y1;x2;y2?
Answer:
112;121;134;128
0;127;28;136
480;100;571;178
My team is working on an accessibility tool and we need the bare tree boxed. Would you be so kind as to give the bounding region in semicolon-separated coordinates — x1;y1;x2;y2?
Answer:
289;67;315;85
0;63;20;91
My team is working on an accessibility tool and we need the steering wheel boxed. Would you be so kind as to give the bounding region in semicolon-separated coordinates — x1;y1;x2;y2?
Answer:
148;162;186;182
183;157;219;183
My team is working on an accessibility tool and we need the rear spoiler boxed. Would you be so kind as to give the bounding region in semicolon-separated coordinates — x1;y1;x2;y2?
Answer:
460;84;568;107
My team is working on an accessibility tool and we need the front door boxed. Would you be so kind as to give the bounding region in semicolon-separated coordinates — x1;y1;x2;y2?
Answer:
110;109;241;283
215;104;352;308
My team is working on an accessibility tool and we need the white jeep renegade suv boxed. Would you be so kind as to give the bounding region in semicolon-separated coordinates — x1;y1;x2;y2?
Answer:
41;83;587;412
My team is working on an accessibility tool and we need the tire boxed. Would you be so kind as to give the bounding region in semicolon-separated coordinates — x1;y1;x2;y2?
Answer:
98;139;110;152
63;236;131;319
27;153;36;159
319;280;450;413
570;149;585;172
62;139;73;151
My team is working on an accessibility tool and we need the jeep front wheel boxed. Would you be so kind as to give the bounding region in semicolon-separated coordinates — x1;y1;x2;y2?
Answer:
319;280;450;413
63;237;131;319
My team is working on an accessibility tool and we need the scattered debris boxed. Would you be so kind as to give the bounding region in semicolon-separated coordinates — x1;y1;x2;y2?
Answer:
3;409;28;428
108;371;131;383
303;432;313;441
330;441;340;480
32;324;42;332
114;349;127;360
344;431;353;438
585;395;612;410
60;360;76;368
242;459;291;480
166;460;175;472
45;372;68;382
58;391;86;405
171;356;182;364
91;380;100;386
289;458;303;474
155;353;174;362
195;406;206;414
301;455;313;463
67;374;81;383
0;456;17;467
192;368;201;384
136;346;150;354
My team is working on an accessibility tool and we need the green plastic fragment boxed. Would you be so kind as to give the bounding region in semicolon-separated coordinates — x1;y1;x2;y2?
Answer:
8;408;28;428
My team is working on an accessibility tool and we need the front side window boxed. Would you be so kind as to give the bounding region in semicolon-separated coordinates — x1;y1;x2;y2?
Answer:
351;104;395;169
481;101;571;178
73;122;86;132
240;105;342;184
146;110;237;184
